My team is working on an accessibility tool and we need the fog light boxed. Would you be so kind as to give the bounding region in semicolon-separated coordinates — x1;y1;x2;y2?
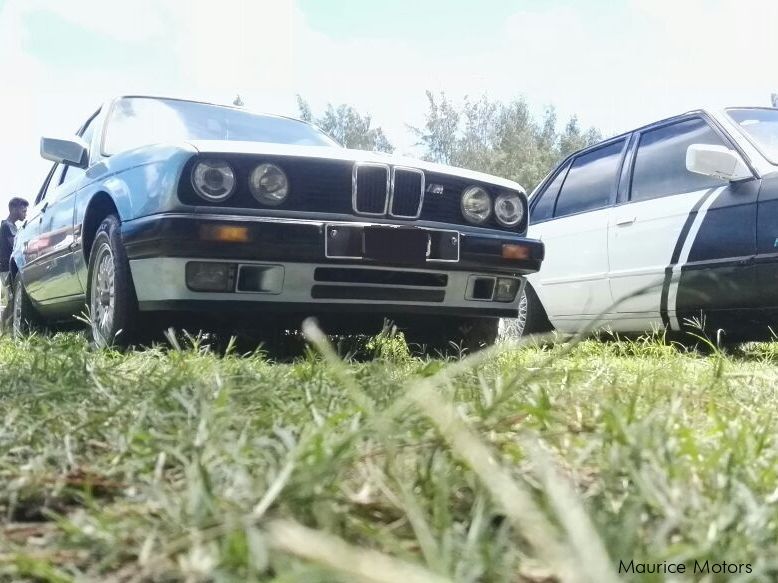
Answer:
186;262;237;292
502;244;529;260
495;278;520;302
471;277;495;300
199;224;251;243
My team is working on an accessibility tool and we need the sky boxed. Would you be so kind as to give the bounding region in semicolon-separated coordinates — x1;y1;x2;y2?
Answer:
1;0;777;209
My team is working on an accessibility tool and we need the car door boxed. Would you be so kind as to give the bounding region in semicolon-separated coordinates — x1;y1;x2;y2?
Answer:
35;113;99;304
35;166;85;303
20;164;64;302
526;137;627;330
755;174;778;309
607;116;758;331
729;108;778;317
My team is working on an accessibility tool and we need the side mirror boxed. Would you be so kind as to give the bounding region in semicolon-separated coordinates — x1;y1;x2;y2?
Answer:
686;143;751;182
40;136;89;168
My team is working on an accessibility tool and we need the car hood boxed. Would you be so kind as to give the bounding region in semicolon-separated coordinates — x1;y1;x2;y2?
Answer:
185;140;525;193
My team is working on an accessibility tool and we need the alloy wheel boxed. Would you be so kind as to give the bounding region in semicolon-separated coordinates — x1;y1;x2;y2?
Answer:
91;243;116;344
499;289;528;340
12;279;23;338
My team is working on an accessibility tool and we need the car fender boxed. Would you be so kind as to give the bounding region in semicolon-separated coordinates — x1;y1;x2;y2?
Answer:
72;143;197;289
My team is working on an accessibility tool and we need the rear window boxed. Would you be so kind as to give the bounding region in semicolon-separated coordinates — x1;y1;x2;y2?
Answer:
530;162;569;223
554;139;626;218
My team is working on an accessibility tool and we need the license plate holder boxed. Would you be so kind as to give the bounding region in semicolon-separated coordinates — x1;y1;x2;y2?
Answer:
363;226;429;265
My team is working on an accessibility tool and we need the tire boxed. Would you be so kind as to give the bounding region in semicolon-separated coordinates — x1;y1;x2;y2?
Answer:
405;316;499;355
499;284;553;340
86;215;139;347
10;276;42;337
456;317;499;352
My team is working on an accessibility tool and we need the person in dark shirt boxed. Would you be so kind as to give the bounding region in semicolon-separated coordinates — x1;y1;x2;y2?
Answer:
0;197;29;273
1;197;29;319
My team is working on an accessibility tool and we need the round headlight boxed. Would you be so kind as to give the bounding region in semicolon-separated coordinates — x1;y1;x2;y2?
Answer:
191;160;236;202
494;192;524;227
249;163;289;206
461;186;491;224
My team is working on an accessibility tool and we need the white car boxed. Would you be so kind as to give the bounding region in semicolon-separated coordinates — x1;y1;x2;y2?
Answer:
516;107;778;340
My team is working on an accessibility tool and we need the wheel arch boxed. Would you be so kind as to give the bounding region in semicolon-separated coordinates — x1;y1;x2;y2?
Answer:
523;279;554;333
81;192;120;264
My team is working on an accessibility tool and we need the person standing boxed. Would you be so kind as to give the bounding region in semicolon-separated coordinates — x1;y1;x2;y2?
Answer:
0;197;29;318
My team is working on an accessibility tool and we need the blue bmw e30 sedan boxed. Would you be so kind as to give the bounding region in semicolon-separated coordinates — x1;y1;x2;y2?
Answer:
10;96;543;349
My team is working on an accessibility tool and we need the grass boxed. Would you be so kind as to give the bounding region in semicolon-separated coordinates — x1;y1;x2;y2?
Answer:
2;327;778;581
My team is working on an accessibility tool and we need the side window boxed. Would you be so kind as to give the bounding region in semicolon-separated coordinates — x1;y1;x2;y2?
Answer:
630;118;727;202
554;139;626;218
530;162;569;223
36;164;65;204
61;112;98;186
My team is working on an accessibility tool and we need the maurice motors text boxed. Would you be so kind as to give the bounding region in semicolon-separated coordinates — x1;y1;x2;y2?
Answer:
618;560;752;575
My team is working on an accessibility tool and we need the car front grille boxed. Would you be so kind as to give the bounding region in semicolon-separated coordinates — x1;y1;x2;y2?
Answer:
389;167;424;218
311;267;448;302
420;176;463;225
178;155;523;233
314;267;447;287
311;285;446;302
353;164;389;215
352;164;425;219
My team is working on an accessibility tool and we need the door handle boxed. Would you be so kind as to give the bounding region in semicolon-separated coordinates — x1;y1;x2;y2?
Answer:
615;216;636;226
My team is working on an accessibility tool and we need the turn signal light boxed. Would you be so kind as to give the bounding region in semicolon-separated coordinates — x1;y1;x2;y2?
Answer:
502;244;530;260
199;224;251;243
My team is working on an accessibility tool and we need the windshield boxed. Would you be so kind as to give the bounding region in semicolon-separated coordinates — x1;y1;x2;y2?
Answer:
727;108;778;164
102;97;339;155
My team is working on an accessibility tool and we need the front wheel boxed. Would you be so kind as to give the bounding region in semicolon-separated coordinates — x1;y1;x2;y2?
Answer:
499;285;553;340
87;215;139;347
498;287;529;339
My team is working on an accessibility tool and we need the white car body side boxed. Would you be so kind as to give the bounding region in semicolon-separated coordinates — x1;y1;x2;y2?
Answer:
525;107;775;335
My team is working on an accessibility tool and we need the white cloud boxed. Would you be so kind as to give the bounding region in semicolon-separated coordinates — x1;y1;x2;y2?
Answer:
34;0;171;43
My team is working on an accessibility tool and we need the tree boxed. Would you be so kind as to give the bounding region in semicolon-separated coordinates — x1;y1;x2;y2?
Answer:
455;95;500;172
413;93;603;192
296;95;313;122
489;98;546;190
297;92;603;192
536;107;560;176
296;96;394;153
410;91;460;165
558;115;602;159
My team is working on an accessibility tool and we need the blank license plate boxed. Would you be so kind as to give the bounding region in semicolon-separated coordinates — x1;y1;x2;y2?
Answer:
363;227;429;264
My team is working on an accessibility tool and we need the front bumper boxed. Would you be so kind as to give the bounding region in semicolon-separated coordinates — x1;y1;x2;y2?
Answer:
122;213;544;318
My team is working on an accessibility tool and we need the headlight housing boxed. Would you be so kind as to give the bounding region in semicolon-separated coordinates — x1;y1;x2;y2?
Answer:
191;160;236;202
494;192;524;227
249;163;289;206
461;186;491;224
